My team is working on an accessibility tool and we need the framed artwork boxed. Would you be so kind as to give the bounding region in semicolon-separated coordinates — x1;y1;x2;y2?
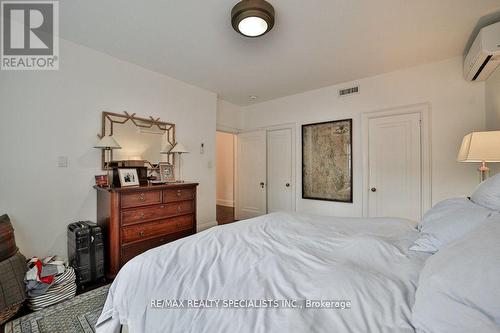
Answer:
118;168;140;187
159;163;176;182
302;119;353;202
94;175;108;187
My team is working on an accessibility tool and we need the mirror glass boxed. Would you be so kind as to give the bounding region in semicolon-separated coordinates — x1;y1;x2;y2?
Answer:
100;112;175;169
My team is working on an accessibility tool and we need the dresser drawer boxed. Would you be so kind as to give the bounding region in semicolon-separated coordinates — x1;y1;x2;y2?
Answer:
163;188;194;202
121;201;194;226
121;214;194;244
121;190;161;208
120;229;195;265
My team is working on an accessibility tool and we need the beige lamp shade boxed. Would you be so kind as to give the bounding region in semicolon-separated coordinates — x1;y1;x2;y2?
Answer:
160;142;174;154
170;143;189;154
457;131;500;162
94;135;122;149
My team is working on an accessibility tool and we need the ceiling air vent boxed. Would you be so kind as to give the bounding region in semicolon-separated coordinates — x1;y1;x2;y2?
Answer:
338;86;359;97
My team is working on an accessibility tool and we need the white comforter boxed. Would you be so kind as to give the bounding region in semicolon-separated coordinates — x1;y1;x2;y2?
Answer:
97;212;429;333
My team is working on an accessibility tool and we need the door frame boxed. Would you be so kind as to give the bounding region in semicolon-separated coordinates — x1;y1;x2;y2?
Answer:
216;128;238;213
361;103;432;219
236;123;297;215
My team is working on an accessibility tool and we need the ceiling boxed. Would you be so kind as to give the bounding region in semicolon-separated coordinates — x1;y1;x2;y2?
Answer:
59;0;500;106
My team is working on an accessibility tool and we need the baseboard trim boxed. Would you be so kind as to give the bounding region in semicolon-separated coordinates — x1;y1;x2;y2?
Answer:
216;199;234;207
197;220;218;232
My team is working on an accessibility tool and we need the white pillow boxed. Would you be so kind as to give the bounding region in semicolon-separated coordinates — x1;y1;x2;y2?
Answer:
412;215;500;333
410;198;494;253
471;173;500;211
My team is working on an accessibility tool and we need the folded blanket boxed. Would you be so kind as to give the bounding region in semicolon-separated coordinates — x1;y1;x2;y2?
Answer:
0;252;26;310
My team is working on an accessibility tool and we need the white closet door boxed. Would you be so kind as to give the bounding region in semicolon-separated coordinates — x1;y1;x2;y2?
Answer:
267;128;293;212
235;130;267;220
368;113;422;221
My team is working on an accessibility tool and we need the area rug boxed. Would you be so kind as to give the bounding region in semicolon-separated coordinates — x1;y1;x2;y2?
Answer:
4;285;109;333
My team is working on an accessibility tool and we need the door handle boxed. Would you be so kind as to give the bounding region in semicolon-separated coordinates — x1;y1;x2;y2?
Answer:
260;182;265;188
371;187;377;192
285;183;290;187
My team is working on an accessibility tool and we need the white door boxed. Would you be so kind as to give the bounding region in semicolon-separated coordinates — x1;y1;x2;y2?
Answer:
368;113;422;221
267;129;293;212
236;130;267;220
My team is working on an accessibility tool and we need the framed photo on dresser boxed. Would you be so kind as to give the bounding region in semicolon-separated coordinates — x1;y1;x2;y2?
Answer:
118;168;140;187
159;163;175;182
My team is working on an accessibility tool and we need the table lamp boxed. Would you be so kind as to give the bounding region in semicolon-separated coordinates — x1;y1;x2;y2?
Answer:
170;143;189;182
457;131;500;182
94;135;122;186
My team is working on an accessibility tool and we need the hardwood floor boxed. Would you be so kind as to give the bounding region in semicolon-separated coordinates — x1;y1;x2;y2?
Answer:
216;205;236;225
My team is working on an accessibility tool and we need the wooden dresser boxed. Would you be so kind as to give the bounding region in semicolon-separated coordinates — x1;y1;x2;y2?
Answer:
95;182;198;278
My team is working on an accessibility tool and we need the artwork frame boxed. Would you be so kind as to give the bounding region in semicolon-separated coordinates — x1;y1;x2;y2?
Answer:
302;119;353;203
118;168;140;187
159;162;176;182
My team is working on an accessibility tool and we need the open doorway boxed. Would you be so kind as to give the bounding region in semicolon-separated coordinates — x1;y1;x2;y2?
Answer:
216;131;237;225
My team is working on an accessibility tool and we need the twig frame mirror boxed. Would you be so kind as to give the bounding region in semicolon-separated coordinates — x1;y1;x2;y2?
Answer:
99;111;176;170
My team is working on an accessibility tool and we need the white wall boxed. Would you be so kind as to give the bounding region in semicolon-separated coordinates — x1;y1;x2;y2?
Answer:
216;132;235;207
0;39;217;258
216;99;243;132
241;57;486;218
486;67;500;130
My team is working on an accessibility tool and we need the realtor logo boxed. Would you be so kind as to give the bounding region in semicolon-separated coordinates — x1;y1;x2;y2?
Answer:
1;1;59;70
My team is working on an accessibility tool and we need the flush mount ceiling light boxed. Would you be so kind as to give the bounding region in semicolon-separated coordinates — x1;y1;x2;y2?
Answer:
231;0;275;38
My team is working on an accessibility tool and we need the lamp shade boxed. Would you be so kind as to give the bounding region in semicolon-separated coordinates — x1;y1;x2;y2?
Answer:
457;131;500;162
94;136;122;149
160;142;174;154
170;143;189;154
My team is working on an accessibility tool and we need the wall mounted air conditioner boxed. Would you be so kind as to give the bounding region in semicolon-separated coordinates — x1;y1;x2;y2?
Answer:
464;22;500;81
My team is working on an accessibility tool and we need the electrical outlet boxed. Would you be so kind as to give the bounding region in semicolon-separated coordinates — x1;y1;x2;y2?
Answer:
200;143;205;154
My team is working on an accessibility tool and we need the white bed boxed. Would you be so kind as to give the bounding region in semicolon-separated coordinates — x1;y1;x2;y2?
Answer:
97;212;429;333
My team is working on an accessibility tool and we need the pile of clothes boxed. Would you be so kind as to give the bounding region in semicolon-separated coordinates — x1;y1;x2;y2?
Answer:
25;256;77;311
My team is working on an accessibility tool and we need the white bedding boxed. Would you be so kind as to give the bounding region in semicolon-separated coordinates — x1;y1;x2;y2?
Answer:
97;212;429;333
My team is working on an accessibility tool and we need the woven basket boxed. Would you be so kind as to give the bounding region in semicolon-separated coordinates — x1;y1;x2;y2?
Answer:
0;303;21;325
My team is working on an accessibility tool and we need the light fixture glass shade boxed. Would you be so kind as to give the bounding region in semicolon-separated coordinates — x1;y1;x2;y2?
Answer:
238;16;268;37
170;143;189;154
457;131;500;162
231;0;275;38
94;136;122;149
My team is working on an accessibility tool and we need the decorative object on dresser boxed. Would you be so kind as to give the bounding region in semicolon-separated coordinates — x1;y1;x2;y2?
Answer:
118;168;140;187
457;131;500;182
169;143;190;182
302;119;353;202
159;163;175;182
98;111;176;170
96;183;198;278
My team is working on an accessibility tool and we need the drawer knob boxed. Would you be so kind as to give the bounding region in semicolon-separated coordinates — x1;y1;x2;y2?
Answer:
139;231;145;237
139;193;145;201
177;206;181;212
176;223;181;229
139;212;145;219
176;190;182;197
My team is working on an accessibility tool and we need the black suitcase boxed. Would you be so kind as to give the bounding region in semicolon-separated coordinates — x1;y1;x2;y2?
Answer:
68;221;105;287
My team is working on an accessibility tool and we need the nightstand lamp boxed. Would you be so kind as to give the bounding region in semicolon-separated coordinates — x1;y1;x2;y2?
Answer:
457;131;500;182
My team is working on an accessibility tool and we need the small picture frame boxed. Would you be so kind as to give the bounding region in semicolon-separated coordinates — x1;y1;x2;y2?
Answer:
118;168;140;187
159;163;176;182
94;175;108;187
